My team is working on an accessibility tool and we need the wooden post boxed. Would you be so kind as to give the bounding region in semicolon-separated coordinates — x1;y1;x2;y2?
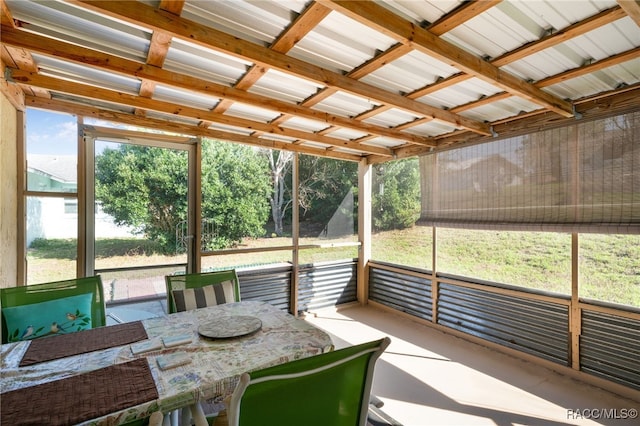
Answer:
358;159;371;304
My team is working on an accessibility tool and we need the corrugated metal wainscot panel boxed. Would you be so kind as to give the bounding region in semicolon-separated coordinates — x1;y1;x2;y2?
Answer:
298;260;357;312
369;265;432;321
438;282;569;365
237;264;292;311
580;308;640;391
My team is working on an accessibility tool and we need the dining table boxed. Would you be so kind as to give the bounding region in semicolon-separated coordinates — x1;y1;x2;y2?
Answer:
0;300;334;425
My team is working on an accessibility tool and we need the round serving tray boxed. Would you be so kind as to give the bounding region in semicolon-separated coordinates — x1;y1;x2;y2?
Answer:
197;315;262;339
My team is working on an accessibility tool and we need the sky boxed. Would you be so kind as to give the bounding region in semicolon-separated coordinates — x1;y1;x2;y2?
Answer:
27;108;129;156
26;108;78;155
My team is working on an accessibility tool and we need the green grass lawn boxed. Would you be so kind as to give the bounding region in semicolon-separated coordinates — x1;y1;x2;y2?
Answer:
27;228;639;308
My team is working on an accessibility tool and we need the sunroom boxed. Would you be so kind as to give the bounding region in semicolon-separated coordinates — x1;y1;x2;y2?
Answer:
1;0;639;424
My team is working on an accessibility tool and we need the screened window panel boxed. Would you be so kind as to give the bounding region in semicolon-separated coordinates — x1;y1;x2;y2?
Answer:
419;111;639;234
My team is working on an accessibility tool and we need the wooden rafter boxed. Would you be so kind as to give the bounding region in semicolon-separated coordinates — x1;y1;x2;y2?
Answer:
10;69;396;157
136;1;183;116
25;96;363;162
297;0;494;128
427;0;502;36
1;0;14;27
158;0;184;16
617;0;640;26
1;0;636;160
0;0;47;101
367;3;630;134
0;25;432;147
323;0;574;118
368;85;640;164
536;47;640;88
423;46;640;117
214;2;331;116
409;3;627;106
71;0;492;136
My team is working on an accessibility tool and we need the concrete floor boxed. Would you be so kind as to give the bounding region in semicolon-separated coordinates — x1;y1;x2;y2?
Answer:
107;300;640;426
304;304;640;426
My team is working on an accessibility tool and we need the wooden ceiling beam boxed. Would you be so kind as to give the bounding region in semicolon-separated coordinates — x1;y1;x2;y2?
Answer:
137;1;182;116
413;85;640;156
324;0;574;118
491;6;628;67
302;43;412;109
214;1;331;114
535;47;640;88
0;26;431;146
24;96;364;162
616;0;640;27
158;0;185;16
9;69;394;157
1;0;14;27
401;6;629;109
71;0;492;136
404;46;640;119
427;0;502;36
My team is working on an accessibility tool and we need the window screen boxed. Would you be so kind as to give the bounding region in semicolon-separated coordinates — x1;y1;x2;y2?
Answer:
419;111;639;234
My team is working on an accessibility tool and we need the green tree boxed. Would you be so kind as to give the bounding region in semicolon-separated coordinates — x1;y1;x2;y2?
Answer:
95;140;271;254
200;140;271;249
296;156;358;235
96;144;188;253
372;158;420;231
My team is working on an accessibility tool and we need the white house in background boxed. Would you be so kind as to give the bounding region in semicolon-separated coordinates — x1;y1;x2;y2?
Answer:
26;155;136;247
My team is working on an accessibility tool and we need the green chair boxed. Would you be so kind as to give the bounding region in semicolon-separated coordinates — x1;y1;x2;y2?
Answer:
0;276;106;344
226;337;391;426
164;270;242;424
165;270;240;314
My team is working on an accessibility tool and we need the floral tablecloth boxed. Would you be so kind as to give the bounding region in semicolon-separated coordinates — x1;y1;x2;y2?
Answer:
0;300;334;425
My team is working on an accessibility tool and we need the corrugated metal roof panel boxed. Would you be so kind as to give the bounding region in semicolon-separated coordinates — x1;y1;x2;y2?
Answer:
181;0;306;46
4;0;638;160
361;137;407;149
544;59;640;100
568;17;640;57
403;120;460;138
379;0;462;25
289;10;397;73
417;77;502;110
325;127;369;141
152;85;218;110
312;92;379;118
280;116;331;133
224;102;281;123
33;54;140;95
460;97;542;123
298;140;331;150
164;39;251;86
361;50;460;95
249;69;322;104
506;0;617;31
7;0;150;61
363;108;419;128
54;94;134;116
505;18;638;84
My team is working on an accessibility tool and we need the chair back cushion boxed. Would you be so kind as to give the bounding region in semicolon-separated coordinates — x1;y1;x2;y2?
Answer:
171;280;236;312
1;276;106;344
165;270;240;314
2;293;93;342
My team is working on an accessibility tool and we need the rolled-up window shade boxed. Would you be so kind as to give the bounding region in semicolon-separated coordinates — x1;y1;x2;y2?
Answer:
419;111;639;234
